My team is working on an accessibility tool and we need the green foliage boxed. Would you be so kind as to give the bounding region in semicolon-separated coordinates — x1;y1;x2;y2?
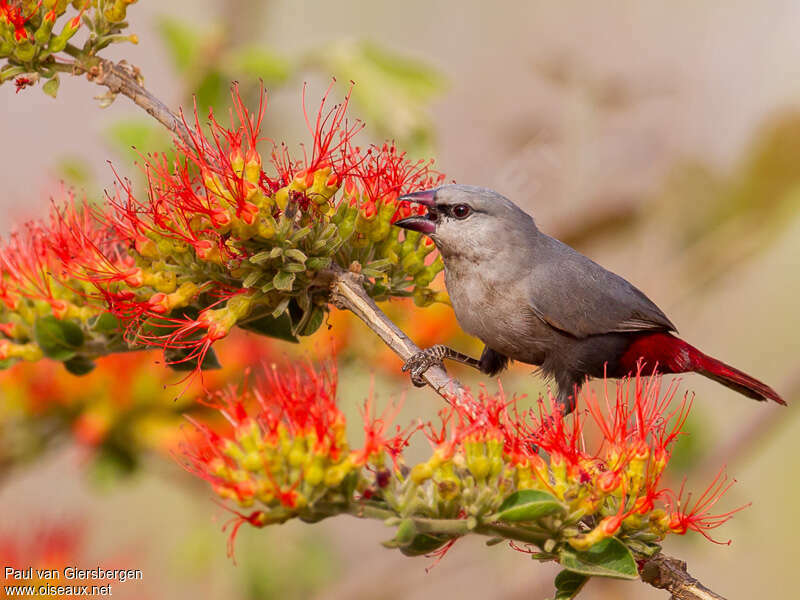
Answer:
558;537;639;580
42;75;59;98
0;2;139;97
63;355;97;376
89;312;122;335
552;571;589;600
33;316;85;362
55;156;94;188
226;45;291;83
496;489;566;522
157;17;209;74
164;346;222;372
105;118;172;164
155;16;443;152
660;111;800;287
238;312;299;343
309;39;446;154
237;527;338;600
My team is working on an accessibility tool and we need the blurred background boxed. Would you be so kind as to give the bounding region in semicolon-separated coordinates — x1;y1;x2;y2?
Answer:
1;1;800;598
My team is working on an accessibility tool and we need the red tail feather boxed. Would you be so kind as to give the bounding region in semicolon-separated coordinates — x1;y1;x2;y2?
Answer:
619;333;786;405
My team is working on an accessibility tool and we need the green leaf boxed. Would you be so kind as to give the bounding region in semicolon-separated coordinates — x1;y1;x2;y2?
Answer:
238;313;299;343
306;256;331;271
54;156;93;189
34;316;84;361
63;355;97;376
558;538;638;580
105;119;171;162
242;270;264;289
382;519;418;549
282;262;307;273
42;75;60;98
227;46;291;83
157;17;205;73
273;271;296;291
299;306;325;336
553;570;589;600
309;39;446;151
496;490;565;522
194;70;228;112
284;248;307;263
364;258;393;272
398;534;453;557
89;312;121;334
271;296;292;318
165;346;222;372
249;250;272;265
291;226;312;243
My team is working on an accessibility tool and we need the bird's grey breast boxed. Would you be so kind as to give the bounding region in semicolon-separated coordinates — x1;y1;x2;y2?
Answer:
443;254;549;362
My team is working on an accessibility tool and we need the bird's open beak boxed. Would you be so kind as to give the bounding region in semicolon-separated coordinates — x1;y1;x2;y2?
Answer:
394;214;436;234
398;189;437;208
395;189;438;234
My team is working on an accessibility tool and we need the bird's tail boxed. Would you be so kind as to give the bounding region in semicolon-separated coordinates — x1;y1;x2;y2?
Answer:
621;333;786;405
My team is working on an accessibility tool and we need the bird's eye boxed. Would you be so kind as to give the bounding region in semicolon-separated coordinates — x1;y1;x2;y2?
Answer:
452;204;472;219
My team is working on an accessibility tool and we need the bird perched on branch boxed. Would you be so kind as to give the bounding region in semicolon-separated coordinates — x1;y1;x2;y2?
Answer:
395;184;785;413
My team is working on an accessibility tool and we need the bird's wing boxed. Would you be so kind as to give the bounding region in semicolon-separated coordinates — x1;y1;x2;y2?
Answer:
526;238;676;339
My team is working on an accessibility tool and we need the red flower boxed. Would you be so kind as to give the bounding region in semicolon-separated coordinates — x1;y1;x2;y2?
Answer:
663;469;749;543
353;141;444;222
0;0;36;42
14;76;33;93
0;221;69;318
352;390;420;467
180;363;350;510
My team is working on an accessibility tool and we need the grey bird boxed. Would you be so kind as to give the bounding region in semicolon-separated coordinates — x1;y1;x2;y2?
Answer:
394;184;785;412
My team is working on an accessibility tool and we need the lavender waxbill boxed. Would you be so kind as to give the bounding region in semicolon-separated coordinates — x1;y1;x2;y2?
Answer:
395;184;785;412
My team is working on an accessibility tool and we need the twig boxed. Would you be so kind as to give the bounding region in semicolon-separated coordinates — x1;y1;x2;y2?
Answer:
327;266;466;404
640;554;726;600
61;45;192;141
56;56;722;600
91;58;192;141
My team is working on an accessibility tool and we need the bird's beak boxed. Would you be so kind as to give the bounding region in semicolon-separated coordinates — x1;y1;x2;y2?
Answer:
398;189;437;208
395;189;438;234
394;214;436;234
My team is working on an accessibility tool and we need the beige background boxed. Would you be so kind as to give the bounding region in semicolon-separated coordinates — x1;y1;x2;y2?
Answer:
1;2;799;599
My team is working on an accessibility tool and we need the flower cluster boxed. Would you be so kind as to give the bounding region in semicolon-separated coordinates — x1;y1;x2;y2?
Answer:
184;363;745;571
1;1;139;96
181;363;400;527
0;86;445;374
0;198;116;371
0;330;277;478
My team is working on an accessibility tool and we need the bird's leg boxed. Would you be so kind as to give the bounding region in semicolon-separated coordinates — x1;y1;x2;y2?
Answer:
402;345;482;387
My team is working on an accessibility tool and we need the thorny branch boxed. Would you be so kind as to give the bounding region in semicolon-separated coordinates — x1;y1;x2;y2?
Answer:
60;55;723;600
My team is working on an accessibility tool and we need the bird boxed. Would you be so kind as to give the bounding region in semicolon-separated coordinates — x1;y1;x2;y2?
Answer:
394;184;785;413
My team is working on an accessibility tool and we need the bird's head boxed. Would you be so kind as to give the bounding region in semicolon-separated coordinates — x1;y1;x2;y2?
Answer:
395;184;535;260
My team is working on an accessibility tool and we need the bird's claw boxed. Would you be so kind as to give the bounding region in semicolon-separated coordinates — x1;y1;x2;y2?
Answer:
402;349;444;387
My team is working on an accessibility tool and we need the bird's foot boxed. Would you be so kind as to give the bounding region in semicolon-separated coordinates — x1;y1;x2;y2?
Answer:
401;345;448;387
